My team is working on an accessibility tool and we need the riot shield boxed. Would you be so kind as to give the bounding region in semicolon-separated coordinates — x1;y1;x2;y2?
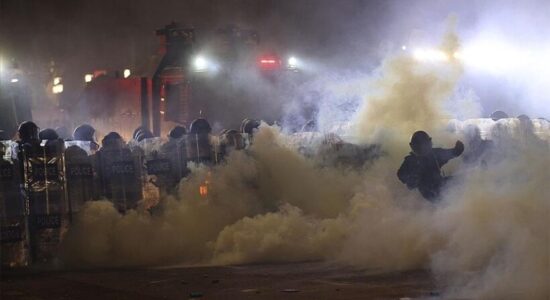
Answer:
96;144;143;213
20;139;69;264
186;133;213;164
64;145;95;214
142;137;189;204
0;141;29;267
217;130;245;162
64;140;94;155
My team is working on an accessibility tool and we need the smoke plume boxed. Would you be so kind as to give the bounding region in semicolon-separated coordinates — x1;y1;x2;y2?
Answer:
61;28;549;299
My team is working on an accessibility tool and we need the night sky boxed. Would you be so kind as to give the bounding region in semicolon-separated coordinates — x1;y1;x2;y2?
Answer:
1;0;548;118
1;0;472;76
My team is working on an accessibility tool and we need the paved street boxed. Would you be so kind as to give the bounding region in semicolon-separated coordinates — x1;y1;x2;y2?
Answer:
1;262;437;299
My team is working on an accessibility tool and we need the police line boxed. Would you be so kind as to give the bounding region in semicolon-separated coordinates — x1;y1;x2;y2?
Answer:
0;130;249;267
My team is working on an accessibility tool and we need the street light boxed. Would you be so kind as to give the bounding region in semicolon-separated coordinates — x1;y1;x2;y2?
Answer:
123;69;131;78
84;74;93;83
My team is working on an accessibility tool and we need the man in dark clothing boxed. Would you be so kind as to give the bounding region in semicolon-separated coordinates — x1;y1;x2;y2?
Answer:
397;131;464;201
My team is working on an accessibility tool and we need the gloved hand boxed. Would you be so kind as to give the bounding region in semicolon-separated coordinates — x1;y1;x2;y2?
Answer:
454;140;465;156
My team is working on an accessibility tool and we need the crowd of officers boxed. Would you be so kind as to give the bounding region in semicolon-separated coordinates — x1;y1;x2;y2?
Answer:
0;118;260;266
1;111;547;266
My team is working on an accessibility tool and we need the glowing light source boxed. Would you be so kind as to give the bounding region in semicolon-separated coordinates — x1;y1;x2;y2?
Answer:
52;72;64;94
288;56;297;65
402;45;407;50
455;40;532;74
411;40;538;73
84;74;93;83
260;59;277;64
10;78;19;83
199;172;211;199
287;56;299;69
123;69;131;78
259;55;281;70
413;48;450;62
199;184;208;198
52;84;63;94
193;56;208;72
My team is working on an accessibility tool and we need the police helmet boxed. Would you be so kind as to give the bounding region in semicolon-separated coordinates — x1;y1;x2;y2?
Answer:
240;118;260;135
189;118;212;134
73;124;96;142
490;111;509;121
169;125;187;139
18;121;39;142
39;128;59;141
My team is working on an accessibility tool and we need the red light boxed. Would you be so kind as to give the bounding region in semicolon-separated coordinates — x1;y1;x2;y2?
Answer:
260;59;277;64
258;55;280;70
93;70;107;77
199;184;208;198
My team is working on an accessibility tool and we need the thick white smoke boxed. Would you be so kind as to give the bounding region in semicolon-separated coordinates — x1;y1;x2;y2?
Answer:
61;28;549;299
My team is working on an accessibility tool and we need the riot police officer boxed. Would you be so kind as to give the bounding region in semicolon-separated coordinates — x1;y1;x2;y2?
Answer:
97;132;142;212
462;125;494;167
73;124;99;152
218;129;245;161
187;118;213;163
240;118;260;136
18;121;39;144
38;128;59;141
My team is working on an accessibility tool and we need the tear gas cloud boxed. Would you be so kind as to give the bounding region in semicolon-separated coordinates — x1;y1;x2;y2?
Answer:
62;27;549;300
4;1;549;299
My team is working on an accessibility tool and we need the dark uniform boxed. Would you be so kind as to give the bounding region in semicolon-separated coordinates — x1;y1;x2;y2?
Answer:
397;131;464;201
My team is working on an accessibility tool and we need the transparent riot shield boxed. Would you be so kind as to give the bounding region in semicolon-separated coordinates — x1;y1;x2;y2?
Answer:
97;144;143;213
137;138;161;209
20;139;69;264
0;141;29;267
138;137;164;155
141;137;189;207
64;141;94;155
64;144;95;214
533;118;550;142
186;133;214;164
212;135;222;164
216;131;246;163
